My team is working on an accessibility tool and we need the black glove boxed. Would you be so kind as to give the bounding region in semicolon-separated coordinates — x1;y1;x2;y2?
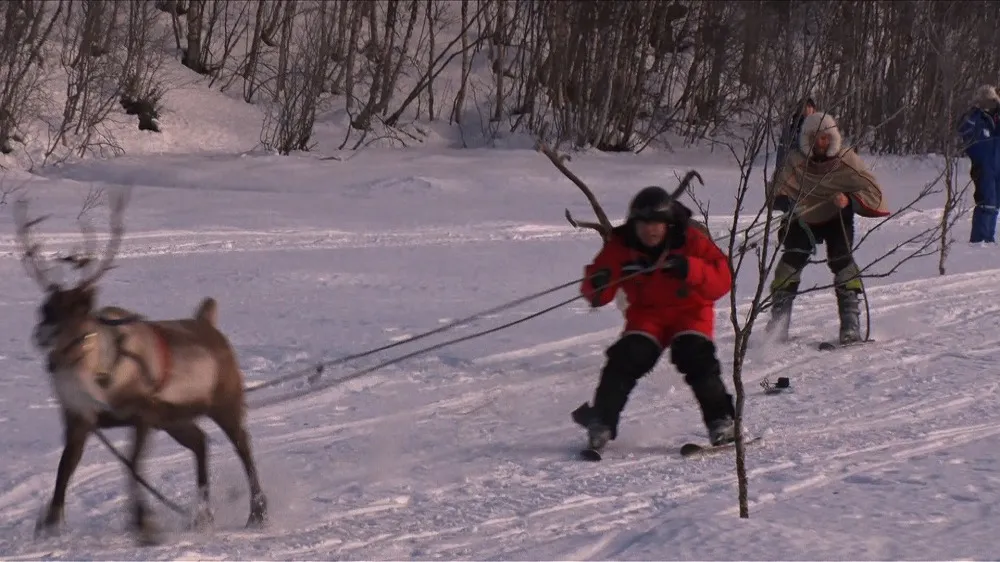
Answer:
591;268;611;291
777;216;789;242
661;255;688;280
773;194;792;213
588;268;612;306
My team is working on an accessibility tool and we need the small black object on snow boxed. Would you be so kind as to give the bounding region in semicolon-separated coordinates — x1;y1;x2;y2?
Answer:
760;376;791;394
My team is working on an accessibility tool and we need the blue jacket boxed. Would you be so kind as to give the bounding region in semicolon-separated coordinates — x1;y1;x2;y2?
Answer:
958;107;1000;173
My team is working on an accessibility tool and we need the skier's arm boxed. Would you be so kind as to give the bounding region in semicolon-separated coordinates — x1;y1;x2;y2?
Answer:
958;111;992;164
680;227;732;301
581;242;621;307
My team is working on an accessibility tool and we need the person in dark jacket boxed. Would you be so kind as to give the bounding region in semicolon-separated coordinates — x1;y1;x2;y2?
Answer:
957;85;1000;243
775;97;817;174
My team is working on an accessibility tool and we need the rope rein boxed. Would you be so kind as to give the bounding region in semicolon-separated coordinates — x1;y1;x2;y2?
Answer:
246;275;591;393
251;203;843;399
249;262;672;408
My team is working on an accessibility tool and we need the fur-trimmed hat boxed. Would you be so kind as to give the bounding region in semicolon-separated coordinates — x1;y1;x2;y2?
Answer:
974;85;1000;109
798;111;842;157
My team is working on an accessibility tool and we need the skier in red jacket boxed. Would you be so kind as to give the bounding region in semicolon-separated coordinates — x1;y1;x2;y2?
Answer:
571;186;736;451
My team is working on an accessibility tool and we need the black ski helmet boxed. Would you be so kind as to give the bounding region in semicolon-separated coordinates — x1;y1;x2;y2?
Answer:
628;186;674;223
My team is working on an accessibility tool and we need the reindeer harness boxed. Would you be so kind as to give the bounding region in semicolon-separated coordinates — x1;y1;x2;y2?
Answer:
90;314;173;393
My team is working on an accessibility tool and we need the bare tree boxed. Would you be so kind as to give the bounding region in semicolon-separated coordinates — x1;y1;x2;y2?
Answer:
6;0;999;162
77;183;105;220
0;173;26;208
42;0;127;166
920;6;979;274
383;1;487;127
449;0;473;125
259;1;334;154
0;1;64;155
119;0;173;133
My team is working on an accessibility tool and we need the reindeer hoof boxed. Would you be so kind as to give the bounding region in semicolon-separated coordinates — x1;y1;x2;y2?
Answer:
134;524;163;547
189;503;214;532
245;494;268;529
245;511;267;529
33;520;61;540
132;505;162;546
33;507;63;539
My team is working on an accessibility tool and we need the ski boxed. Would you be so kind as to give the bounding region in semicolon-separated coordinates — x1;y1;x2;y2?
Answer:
571;402;609;461
680;436;762;458
817;339;874;351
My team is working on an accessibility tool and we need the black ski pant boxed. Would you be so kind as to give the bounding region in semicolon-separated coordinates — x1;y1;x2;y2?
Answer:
774;206;861;294
590;332;735;439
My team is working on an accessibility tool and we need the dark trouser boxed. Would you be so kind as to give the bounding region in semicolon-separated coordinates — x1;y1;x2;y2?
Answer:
768;206;862;342
970;163;999;243
586;332;735;439
771;206;861;294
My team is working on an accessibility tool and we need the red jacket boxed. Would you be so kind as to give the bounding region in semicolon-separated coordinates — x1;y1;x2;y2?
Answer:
581;225;732;318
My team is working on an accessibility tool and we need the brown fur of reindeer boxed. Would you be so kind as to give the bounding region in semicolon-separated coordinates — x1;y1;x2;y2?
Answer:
536;143;711;313
14;192;267;545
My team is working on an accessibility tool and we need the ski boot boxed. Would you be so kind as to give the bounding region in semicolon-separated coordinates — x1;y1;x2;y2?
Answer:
707;416;736;446
571;402;594;429
836;288;861;345
765;262;800;342
765;288;796;342
572;402;613;451
834;265;863;345
586;421;613;451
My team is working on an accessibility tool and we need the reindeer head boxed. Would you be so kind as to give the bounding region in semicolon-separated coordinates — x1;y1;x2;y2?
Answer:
14;191;130;380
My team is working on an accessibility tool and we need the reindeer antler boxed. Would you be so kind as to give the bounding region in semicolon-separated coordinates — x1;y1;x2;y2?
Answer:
671;170;704;201
12;199;59;291
536;143;615;241
76;186;132;289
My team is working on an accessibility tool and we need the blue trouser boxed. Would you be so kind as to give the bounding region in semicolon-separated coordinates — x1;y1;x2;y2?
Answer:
970;163;1000;243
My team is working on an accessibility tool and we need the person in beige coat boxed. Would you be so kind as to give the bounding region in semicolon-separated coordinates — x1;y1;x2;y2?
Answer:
765;111;889;345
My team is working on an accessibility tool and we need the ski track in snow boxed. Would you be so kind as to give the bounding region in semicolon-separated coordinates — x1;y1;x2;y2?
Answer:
0;223;584;260
1;223;999;560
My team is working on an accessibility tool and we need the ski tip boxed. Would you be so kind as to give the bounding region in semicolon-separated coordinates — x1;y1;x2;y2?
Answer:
579;448;602;462
680;435;763;457
679;442;704;456
818;339;875;351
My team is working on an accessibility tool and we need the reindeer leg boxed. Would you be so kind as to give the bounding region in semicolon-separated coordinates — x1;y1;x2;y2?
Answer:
126;423;161;546
213;411;267;529
164;422;213;531
35;414;90;538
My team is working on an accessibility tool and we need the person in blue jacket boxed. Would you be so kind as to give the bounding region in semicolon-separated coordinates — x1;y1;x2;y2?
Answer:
958;85;1000;243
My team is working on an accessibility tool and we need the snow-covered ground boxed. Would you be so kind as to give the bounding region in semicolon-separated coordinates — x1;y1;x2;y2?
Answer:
0;43;996;559
0;142;996;561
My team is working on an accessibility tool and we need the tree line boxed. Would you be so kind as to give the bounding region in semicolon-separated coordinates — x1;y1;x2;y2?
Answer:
0;0;996;162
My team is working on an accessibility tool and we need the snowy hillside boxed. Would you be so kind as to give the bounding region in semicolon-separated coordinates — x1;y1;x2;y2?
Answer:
0;123;998;560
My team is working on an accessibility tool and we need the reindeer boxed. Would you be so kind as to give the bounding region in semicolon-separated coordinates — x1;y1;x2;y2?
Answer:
536;143;707;314
14;190;267;545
